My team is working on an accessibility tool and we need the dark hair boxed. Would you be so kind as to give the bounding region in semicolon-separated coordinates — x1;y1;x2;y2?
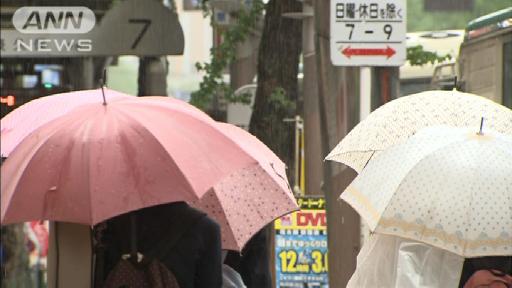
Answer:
459;256;512;287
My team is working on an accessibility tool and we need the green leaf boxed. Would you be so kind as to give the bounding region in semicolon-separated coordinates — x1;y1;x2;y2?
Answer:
192;0;265;111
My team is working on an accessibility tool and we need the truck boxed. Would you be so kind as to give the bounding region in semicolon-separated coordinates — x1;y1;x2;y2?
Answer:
456;7;512;108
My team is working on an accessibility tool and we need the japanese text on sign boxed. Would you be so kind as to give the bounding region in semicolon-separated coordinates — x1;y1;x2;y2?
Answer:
297;197;326;210
330;0;406;66
334;3;402;20
275;196;329;287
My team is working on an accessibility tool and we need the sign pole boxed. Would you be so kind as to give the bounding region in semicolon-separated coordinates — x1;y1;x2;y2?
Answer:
359;66;372;121
358;66;372;247
328;0;406;285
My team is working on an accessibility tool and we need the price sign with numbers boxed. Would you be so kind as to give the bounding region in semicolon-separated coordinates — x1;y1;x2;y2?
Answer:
274;197;329;287
330;0;406;66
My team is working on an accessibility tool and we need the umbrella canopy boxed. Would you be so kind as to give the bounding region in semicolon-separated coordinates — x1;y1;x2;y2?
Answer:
124;98;298;250
340;126;512;257
347;234;464;288
192;123;297;251
1;96;292;226
1;88;133;157
326;90;512;172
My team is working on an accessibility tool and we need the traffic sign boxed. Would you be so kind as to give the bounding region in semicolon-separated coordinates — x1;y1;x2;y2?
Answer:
330;0;406;66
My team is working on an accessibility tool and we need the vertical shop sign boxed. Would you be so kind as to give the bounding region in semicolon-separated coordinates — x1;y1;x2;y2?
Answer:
275;197;329;288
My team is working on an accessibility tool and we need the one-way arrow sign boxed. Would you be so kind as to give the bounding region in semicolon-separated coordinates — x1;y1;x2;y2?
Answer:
342;46;396;59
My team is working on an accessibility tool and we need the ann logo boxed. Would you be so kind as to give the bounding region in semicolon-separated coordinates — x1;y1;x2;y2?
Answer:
13;7;96;34
22;11;84;30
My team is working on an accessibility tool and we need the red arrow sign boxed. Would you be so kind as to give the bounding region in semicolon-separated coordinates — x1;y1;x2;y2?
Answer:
342;46;396;59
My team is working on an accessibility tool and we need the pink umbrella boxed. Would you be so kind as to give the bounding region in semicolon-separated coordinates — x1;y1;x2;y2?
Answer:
1;96;293;226
139;96;214;122
192;123;297;251
1;88;133;157
107;98;298;250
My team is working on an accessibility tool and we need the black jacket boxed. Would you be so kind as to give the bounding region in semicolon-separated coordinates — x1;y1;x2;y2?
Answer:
224;228;272;288
103;202;222;288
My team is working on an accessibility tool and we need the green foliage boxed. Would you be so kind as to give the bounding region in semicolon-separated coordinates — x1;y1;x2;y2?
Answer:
269;87;296;112
190;1;265;110
406;45;452;66
407;0;511;31
404;1;510;66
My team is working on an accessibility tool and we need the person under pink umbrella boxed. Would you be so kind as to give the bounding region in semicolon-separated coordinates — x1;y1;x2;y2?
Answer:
1;88;297;288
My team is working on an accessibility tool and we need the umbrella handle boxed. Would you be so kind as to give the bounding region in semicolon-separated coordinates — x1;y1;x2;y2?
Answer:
130;213;138;262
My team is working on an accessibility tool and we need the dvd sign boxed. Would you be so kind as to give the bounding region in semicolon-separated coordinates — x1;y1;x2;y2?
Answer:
13;7;96;34
296;211;327;227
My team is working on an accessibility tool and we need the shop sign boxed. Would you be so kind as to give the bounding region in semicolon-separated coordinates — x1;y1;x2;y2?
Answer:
275;197;329;288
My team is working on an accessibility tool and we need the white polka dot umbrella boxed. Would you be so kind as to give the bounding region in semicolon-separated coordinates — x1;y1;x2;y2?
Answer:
325;90;512;173
340;125;512;257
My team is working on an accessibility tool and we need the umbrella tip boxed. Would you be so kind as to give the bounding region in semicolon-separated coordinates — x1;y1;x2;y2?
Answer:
101;86;107;106
477;117;485;135
100;69;107;105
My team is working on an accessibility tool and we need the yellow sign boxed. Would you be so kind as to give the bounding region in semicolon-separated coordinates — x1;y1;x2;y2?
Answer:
275;209;327;231
274;196;329;287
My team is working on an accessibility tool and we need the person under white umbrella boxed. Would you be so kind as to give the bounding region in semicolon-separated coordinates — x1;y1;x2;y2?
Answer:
339;124;511;257
335;124;511;287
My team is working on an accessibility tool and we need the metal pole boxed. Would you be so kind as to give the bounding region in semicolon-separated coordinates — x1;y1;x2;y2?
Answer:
138;57;168;96
359;66;372;245
294;115;301;194
360;67;372;121
314;1;360;286
284;116;304;196
301;1;323;197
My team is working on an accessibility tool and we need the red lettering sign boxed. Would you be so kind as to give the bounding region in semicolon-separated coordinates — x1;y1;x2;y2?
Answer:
296;212;326;227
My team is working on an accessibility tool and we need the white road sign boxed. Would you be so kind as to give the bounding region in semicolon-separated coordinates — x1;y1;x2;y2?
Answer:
330;0;406;66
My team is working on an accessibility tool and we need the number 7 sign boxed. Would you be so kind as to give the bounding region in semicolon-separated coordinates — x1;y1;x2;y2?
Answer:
330;0;406;66
128;19;152;49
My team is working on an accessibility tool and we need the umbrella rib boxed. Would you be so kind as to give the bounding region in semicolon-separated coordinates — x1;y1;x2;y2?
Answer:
377;141;460;236
133;100;259;164
461;148;482;256
114;102;263;196
217;191;244;251
210;162;297;251
85;133;94;224
1;117;78;223
112;107;198;201
377;138;506;256
361;151;376;171
461;141;512;256
325;149;382;161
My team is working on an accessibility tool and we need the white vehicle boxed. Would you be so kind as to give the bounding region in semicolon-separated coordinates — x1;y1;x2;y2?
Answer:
400;30;464;96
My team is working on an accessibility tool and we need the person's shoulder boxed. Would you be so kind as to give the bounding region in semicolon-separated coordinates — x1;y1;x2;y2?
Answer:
182;204;207;217
174;203;220;238
181;204;219;229
196;214;220;232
